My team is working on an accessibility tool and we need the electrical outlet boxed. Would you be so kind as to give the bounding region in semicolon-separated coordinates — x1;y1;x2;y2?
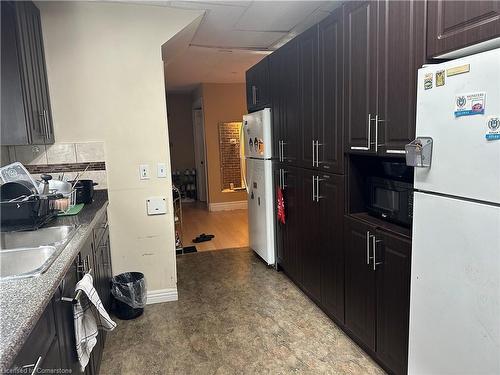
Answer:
139;164;150;180
157;163;167;178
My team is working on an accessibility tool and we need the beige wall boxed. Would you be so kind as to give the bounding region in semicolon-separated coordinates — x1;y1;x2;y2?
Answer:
166;93;195;172
200;83;247;204
37;1;201;293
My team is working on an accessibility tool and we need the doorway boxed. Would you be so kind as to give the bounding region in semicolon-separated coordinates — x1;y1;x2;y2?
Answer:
192;108;207;202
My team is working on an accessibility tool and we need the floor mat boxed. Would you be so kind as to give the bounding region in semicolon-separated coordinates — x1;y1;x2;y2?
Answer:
176;246;197;255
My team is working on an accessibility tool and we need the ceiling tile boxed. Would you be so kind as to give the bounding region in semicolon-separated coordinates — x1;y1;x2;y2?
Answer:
234;1;324;32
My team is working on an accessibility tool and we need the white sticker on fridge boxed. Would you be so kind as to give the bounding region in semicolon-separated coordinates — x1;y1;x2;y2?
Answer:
454;92;486;117
486;116;500;141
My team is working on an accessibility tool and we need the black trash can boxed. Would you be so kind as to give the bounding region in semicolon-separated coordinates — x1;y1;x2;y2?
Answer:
111;272;147;320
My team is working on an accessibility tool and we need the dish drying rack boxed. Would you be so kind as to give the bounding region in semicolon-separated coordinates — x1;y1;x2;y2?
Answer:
56;189;77;214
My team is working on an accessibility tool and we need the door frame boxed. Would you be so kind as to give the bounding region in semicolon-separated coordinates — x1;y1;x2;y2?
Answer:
192;104;208;203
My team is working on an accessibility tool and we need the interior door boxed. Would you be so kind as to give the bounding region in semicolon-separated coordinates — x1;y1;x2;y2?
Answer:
300;169;321;302
319;173;345;323
344;1;378;154
318;8;344;173
298;26;318;169
344;215;376;350
377;0;425;155
409;192;500;375
192;109;207;202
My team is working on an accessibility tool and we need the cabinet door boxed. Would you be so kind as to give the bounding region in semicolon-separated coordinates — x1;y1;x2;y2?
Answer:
344;1;378;154
15;1;48;144
246;66;256;111
318;8;344;173
427;1;500;58
54;260;80;373
281;41;300;165
375;230;411;375
377;0;426;155
297;26;319;169
273;165;284;267
319;174;345;323
281;166;302;283
270;51;283;160
344;216;376;350
300;169;321;302
1;1;29;145
255;57;270;110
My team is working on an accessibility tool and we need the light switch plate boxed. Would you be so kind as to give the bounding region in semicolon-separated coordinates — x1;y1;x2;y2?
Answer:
140;164;150;180
157;163;167;178
146;196;167;215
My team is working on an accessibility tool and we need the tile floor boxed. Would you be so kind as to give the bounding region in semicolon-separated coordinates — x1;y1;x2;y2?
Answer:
100;248;384;375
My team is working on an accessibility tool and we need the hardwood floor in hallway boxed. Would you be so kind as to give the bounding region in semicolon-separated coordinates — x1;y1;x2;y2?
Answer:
181;202;248;251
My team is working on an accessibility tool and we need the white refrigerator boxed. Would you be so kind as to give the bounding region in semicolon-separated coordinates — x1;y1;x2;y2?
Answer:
407;48;500;374
242;108;275;265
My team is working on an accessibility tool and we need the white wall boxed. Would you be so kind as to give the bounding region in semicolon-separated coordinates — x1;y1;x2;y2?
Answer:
37;1;202;296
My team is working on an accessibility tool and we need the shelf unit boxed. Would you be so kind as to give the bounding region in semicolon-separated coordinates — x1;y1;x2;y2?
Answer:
172;185;183;250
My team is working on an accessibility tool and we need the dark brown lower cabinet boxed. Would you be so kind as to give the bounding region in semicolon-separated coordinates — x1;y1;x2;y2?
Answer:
344;215;411;375
300;169;322;302
319;173;345;323
11;211;112;375
344;216;377;350
277;165;302;284
375;230;411;375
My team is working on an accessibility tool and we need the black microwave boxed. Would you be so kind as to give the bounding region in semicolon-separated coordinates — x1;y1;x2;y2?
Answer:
367;176;413;227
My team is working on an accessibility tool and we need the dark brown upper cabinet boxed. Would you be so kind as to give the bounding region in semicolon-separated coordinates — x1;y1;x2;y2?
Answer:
318;8;344;174
1;1;54;146
246;56;270;113
344;1;378;155
427;0;500;58
345;0;425;156
298;26;319;170
269;40;300;165
377;0;426;155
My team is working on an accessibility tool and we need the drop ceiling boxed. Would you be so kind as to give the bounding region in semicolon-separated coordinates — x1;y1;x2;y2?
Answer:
160;1;341;92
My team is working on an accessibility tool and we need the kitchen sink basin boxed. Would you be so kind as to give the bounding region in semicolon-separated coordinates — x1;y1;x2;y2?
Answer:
0;225;76;249
0;225;78;280
0;246;58;280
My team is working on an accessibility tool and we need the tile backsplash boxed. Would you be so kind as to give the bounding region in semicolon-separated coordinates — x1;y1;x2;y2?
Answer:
5;142;108;189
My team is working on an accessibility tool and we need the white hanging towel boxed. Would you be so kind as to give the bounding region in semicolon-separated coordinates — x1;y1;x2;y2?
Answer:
73;273;116;372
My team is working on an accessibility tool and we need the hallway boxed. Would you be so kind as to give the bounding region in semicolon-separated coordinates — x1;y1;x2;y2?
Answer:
100;248;384;374
182;202;248;251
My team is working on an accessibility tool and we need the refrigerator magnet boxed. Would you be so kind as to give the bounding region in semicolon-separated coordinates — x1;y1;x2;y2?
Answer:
486;117;500;141
424;73;433;90
436;70;445;87
454;92;486;117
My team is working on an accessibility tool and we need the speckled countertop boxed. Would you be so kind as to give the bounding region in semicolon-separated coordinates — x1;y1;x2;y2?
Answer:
0;190;109;371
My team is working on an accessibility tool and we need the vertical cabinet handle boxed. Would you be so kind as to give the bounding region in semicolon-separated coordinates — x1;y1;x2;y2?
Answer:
312;176;316;202
366;231;372;265
44;109;50;140
252;86;257;105
373;237;383;271
312;140;315;167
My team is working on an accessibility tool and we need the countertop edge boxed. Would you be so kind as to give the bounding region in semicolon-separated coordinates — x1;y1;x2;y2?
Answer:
0;197;109;371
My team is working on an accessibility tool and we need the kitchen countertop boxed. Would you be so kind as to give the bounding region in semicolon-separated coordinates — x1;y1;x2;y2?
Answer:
0;190;109;371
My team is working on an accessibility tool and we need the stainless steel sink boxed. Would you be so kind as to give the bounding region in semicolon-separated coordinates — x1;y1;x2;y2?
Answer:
0;225;78;280
0;246;57;280
0;225;76;249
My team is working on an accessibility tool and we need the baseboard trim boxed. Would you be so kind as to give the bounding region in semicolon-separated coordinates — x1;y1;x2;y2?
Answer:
209;200;248;211
146;288;178;304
